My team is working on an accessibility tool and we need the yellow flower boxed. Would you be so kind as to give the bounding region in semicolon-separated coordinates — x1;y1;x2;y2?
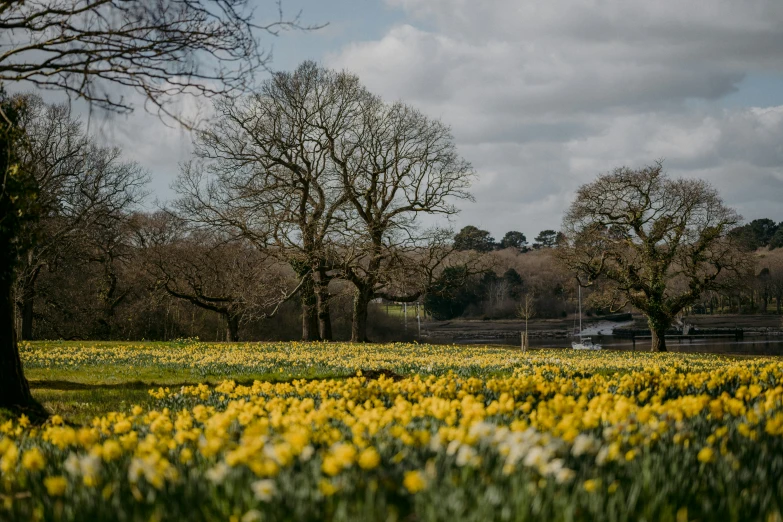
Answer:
179;448;193;464
21;447;45;472
318;479;338;496
44;476;68;496
403;470;427;494
321;456;341;476
331;443;356;468
101;440;122;462
0;442;19;473
583;479;600;493
697;447;715;464
113;419;132;435
358;448;380;470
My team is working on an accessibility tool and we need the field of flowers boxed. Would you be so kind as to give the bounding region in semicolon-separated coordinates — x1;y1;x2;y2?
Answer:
2;341;783;521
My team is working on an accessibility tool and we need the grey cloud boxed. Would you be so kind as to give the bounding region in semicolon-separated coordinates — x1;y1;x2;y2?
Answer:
328;0;783;238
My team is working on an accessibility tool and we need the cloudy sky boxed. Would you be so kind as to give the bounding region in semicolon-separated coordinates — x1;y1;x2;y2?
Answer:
95;0;783;241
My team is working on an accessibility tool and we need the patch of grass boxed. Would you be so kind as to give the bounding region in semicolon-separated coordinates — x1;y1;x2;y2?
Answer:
24;367;347;386
30;387;154;425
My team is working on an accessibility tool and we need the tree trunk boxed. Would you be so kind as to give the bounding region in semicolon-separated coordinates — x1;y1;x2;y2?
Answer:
648;319;669;352
351;286;373;343
300;272;320;341
0;270;37;412
19;258;42;341
226;314;240;342
20;283;34;341
315;267;332;341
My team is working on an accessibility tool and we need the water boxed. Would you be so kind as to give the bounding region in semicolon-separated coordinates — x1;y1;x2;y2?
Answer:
451;336;783;356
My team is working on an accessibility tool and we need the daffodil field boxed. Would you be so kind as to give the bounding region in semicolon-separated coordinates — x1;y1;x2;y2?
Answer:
2;341;783;521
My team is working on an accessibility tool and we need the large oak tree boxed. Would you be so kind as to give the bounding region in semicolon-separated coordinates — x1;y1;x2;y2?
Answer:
558;162;752;352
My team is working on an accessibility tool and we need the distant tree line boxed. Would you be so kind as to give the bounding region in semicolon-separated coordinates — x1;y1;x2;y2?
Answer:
11;97;783;346
730;219;783;250
8;100;783;346
452;226;564;253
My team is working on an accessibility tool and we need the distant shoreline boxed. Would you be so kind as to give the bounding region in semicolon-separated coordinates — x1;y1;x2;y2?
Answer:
419;313;783;342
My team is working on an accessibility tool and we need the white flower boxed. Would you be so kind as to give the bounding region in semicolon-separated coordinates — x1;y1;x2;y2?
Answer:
79;454;101;479
446;440;461;456
555;468;576;484
64;454;81;476
428;433;442;452
523;446;548;469
128;455;160;484
484;485;503;505
595;446;610;466
242;510;262;522
128;458;143;482
299;445;314;461
544;458;565;476
456;445;478;467
205;462;230;483
251;479;277;502
492;427;510;444
571;434;597;457
468;421;493;439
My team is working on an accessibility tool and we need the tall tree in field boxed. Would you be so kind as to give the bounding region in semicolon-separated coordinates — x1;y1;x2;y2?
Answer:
0;0;315;413
558;162;752;352
327;97;475;342
174;62;361;341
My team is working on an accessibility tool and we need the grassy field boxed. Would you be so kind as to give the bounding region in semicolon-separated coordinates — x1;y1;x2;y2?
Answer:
2;341;782;521
22;340;522;422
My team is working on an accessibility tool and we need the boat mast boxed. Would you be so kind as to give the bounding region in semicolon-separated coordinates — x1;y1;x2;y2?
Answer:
578;285;582;338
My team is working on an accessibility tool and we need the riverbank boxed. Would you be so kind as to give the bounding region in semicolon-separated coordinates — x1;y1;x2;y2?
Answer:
420;314;783;343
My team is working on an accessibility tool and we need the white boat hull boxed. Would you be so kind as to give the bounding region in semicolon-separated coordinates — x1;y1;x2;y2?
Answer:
572;341;602;350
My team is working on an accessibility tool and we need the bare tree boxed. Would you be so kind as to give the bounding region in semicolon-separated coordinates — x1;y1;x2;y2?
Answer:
0;0;319;125
326;97;475;342
135;213;299;341
558;162;752;352
517;293;536;352
174;62;366;341
0;0;318;413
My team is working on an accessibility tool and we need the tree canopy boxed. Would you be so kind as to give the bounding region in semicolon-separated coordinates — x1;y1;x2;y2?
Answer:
500;231;527;250
558;162;752;352
454;226;495;253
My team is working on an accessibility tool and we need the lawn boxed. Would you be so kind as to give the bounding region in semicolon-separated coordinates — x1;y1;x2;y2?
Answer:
1;341;782;521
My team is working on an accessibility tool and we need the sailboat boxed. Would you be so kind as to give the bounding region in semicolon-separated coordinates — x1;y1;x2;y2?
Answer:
572;286;601;350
